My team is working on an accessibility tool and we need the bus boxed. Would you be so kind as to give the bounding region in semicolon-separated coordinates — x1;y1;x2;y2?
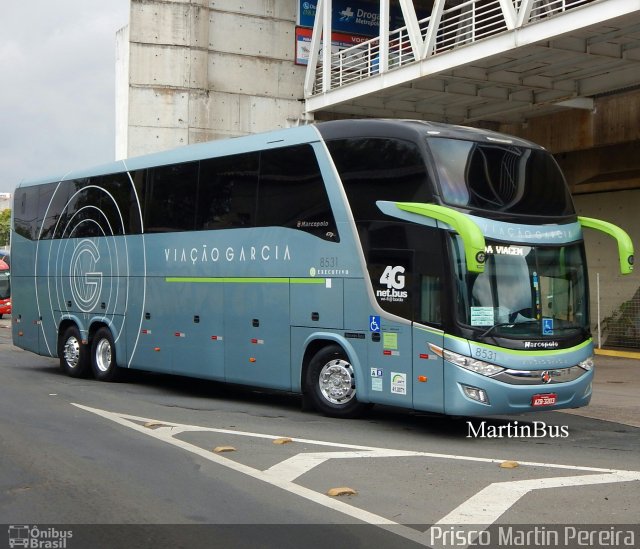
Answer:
11;119;634;418
0;259;10;318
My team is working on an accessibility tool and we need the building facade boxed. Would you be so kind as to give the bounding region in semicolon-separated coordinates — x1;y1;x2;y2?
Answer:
0;193;11;212
116;0;306;159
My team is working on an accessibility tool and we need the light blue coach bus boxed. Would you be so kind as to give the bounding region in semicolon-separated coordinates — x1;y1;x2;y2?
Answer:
11;119;634;417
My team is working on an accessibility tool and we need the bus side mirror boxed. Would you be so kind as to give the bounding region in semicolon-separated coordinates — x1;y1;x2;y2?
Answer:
396;202;486;273
578;216;634;275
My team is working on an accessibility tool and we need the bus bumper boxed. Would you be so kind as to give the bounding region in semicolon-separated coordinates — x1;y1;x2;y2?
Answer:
443;365;593;417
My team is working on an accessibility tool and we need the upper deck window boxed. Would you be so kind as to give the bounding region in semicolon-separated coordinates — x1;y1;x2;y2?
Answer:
327;137;433;221
427;138;575;217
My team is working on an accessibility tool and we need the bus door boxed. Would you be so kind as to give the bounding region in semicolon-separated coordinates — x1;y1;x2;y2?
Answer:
367;250;414;408
8;270;41;354
368;240;445;413
8;237;39;353
412;324;445;413
411;244;446;414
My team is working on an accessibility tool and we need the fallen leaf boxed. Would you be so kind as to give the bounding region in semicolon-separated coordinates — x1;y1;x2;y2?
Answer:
273;437;293;445
213;446;237;453
144;421;168;429
500;460;519;469
327;486;357;497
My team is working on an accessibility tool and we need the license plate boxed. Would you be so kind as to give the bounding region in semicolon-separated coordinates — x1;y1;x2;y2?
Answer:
531;393;557;407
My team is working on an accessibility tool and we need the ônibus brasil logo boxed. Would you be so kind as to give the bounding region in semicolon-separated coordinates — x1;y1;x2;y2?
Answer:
8;525;73;548
377;265;408;303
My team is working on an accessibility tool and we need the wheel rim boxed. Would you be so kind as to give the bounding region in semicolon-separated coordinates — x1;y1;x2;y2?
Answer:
63;336;80;369
318;359;356;405
95;338;112;372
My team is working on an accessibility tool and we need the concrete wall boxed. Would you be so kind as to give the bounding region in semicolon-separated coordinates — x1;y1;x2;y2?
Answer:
115;24;130;160
117;0;306;158
502;90;640;346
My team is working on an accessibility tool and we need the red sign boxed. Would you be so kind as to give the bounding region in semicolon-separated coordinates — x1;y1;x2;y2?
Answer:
295;26;371;65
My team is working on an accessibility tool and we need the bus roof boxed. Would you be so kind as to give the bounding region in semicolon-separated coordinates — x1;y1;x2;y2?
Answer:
315;118;542;149
16;119;541;189
17;124;322;189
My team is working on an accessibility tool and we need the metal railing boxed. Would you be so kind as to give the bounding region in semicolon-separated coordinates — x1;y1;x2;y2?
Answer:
311;0;596;95
596;274;640;350
435;0;508;53
529;0;593;22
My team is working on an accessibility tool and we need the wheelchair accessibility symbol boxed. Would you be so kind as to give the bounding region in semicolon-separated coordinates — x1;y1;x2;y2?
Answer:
370;315;381;332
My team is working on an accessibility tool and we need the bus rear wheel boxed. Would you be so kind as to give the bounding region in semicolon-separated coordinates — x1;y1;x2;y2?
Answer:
91;327;120;382
59;326;89;378
306;345;368;418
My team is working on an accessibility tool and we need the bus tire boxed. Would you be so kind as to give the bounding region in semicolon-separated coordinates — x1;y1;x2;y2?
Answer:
59;325;90;378
306;345;367;418
91;327;120;382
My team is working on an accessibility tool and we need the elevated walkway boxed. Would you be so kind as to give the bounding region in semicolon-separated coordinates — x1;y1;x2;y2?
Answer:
304;0;640;124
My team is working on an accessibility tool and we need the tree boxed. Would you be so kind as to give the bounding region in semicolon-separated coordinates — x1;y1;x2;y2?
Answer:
0;209;10;247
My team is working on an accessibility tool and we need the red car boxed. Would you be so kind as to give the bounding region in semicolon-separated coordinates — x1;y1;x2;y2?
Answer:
0;259;10;318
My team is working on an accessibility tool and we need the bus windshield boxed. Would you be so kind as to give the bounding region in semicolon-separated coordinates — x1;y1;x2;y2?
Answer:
427;137;575;217
451;237;589;338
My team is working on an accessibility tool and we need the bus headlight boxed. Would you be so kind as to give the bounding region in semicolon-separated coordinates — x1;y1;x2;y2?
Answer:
443;349;505;377
578;356;594;371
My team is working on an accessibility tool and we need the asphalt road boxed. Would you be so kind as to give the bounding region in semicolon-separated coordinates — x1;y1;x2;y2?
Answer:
1;315;639;549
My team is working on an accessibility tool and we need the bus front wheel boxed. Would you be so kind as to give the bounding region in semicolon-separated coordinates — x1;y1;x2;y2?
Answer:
306;345;368;418
91;327;120;382
59;326;90;378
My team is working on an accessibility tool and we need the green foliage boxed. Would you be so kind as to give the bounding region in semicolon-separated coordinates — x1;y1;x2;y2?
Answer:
0;208;10;247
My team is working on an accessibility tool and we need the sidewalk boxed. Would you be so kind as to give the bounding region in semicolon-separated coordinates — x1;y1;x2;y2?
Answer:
560;352;640;428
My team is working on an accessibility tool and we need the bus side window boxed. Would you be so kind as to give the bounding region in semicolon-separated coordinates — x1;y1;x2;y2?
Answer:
39;181;69;240
420;274;442;325
94;172;141;235
257;145;339;241
327;137;433;222
197;152;259;230
145;162;199;233
13;186;39;240
64;179;105;238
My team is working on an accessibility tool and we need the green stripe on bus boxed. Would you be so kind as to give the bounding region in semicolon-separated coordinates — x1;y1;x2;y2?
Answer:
444;334;592;357
165;277;326;284
414;324;445;337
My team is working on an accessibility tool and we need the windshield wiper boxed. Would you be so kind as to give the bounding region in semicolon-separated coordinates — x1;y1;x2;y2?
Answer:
480;320;539;338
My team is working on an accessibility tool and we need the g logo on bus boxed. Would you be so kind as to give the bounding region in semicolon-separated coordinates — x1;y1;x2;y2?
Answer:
70;239;103;313
541;371;552;384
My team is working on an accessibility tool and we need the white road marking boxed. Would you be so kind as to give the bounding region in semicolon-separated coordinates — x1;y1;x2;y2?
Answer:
264;450;419;482
435;471;640;525
73;403;640;547
72;403;428;546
